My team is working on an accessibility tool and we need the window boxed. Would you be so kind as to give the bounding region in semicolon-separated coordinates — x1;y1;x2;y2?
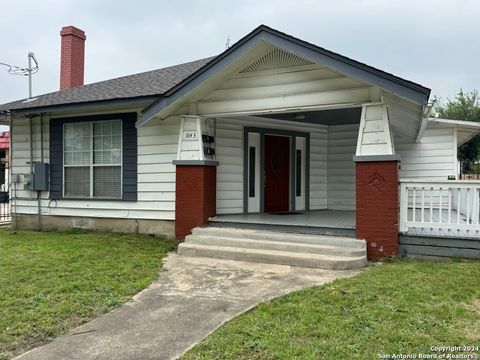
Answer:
296;149;302;197
249;146;256;198
63;120;122;198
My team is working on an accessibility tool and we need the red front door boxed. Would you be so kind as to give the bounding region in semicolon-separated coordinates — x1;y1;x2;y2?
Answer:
264;135;290;213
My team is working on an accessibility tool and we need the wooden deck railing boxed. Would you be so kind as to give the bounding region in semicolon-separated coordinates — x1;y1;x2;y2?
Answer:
399;179;480;238
460;173;480;180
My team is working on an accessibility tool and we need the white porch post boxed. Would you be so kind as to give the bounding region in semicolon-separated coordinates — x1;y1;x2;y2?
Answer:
173;116;218;239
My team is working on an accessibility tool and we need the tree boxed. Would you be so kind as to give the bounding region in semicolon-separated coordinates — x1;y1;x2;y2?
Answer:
434;90;480;174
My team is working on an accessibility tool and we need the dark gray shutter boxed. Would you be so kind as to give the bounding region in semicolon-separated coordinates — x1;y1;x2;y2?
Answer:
121;113;137;201
49;119;63;199
49;112;138;201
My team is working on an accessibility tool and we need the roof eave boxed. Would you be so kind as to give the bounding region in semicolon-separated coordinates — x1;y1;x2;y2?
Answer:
428;117;480;147
1;95;159;117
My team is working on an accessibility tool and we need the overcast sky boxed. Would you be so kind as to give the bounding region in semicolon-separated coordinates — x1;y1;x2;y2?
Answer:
0;0;479;106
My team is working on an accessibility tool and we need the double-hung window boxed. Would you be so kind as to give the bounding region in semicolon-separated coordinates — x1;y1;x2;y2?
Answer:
63;120;122;198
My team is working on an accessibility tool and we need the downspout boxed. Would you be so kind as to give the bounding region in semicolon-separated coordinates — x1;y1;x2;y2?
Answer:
38;114;44;231
415;100;435;142
9;112;17;230
29;116;39;230
29;117;33;174
28;115;43;231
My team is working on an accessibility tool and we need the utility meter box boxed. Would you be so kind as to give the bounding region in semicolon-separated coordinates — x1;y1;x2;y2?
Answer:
33;163;49;191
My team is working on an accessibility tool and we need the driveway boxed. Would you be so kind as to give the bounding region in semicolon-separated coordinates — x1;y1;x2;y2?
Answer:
16;254;361;360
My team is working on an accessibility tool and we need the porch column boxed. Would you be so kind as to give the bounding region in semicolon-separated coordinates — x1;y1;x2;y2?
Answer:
354;103;400;260
355;159;400;259
174;116;218;240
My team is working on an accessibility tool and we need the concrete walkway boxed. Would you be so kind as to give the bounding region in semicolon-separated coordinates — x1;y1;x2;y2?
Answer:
16;254;361;360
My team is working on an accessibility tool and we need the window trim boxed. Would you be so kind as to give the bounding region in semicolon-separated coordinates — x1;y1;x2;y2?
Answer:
62;119;123;200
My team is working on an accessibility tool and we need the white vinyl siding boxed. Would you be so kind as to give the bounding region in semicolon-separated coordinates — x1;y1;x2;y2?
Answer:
215;116;328;214
215;119;246;214
396;126;456;180
327;124;358;210
309;129;328;210
197;64;373;116
11;113;179;220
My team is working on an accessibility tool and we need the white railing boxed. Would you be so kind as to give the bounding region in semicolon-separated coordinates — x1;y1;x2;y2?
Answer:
400;179;480;238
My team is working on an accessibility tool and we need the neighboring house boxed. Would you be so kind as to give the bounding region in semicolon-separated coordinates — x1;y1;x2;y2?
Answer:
0;25;479;264
0;131;9;191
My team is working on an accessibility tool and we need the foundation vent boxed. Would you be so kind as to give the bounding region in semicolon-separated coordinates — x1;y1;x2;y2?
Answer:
240;48;314;73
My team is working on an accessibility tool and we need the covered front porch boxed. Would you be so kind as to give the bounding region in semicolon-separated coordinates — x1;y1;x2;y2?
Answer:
214;110;360;217
139;26;433;259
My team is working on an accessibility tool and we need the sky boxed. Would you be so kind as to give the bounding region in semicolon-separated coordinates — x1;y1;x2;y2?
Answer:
0;0;479;106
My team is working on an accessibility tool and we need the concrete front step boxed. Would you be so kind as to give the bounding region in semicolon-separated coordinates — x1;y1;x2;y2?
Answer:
192;226;366;249
179;226;368;270
185;234;366;257
178;243;367;270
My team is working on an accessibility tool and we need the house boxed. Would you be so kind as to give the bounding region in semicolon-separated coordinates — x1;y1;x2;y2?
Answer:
0;25;479;268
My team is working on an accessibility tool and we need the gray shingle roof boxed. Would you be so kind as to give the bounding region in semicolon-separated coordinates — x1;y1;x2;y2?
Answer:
0;57;214;112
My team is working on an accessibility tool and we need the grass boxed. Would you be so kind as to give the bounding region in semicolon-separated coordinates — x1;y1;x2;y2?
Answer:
0;229;177;360
184;260;480;360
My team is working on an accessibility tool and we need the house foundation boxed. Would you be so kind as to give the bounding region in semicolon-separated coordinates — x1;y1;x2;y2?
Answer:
12;214;175;238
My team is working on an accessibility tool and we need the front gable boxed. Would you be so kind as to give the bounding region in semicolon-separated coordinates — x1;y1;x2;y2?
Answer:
195;48;373;116
139;25;430;141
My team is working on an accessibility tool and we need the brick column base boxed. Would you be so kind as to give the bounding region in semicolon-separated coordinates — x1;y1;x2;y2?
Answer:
356;161;399;260
175;165;217;240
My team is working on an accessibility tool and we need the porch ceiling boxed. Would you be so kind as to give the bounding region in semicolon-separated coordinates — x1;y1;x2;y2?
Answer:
258;107;362;126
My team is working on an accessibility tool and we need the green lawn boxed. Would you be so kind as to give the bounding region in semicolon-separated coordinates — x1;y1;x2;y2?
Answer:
184;260;480;360
0;229;176;360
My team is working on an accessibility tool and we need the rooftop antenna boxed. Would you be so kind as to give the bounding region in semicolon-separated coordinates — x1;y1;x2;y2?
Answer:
27;52;38;98
0;52;39;98
225;36;231;49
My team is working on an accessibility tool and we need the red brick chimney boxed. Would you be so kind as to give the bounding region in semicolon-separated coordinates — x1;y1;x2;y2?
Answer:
60;26;86;90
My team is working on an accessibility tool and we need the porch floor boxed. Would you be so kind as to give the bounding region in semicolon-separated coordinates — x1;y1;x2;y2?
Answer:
210;210;356;234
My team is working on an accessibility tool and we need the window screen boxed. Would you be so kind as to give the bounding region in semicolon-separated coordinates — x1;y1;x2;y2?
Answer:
94;166;122;198
93;120;122;165
64;122;91;165
64;167;90;197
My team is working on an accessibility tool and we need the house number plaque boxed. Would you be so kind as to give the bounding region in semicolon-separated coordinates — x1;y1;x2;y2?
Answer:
183;131;198;141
